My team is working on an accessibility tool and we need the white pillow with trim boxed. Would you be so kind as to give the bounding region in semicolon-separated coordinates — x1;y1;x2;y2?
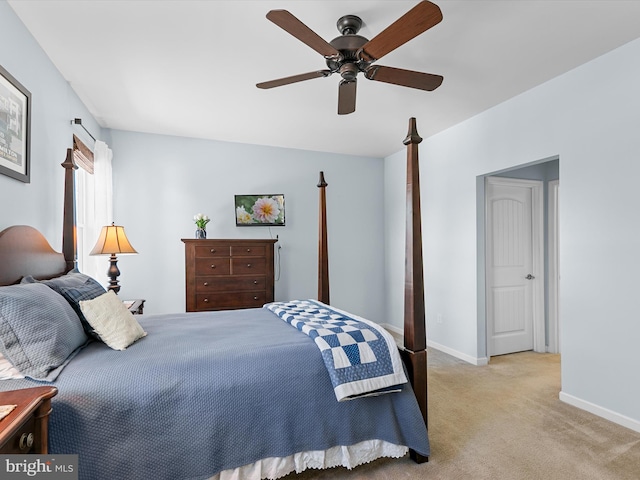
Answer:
80;290;146;350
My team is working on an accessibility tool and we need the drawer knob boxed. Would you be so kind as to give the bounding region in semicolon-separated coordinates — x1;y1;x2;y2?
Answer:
203;298;209;303
211;264;216;269
19;432;34;451
247;263;252;268
246;248;251;252
254;296;258;300
210;248;216;253
253;280;258;284
203;282;209;286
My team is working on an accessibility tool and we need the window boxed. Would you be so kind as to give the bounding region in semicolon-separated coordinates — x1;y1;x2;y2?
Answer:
72;135;113;284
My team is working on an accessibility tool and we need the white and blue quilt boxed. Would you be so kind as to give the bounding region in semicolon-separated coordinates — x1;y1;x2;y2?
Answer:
265;299;407;401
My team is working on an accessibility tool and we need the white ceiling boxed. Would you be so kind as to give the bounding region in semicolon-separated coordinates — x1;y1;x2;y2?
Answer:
8;0;640;158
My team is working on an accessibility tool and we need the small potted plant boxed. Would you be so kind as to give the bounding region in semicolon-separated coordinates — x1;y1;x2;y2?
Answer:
193;213;210;239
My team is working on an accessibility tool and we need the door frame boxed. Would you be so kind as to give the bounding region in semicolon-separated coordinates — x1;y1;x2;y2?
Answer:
485;176;545;356
547;179;560;353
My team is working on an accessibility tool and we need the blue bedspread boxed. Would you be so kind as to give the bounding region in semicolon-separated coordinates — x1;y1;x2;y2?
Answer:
265;300;407;401
0;308;429;480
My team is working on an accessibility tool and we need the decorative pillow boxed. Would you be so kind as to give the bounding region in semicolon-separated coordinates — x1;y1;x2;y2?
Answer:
79;291;147;351
0;283;89;381
0;352;24;380
22;271;107;340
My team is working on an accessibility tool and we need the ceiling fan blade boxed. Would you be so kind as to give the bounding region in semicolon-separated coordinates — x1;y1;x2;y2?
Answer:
359;1;442;62
266;10;341;59
365;65;443;91
337;80;357;115
257;70;332;89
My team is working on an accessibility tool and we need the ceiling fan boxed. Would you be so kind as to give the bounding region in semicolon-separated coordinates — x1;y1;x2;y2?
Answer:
256;0;443;115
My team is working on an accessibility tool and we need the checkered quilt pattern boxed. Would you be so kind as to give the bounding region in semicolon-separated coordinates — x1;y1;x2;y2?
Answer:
264;300;407;401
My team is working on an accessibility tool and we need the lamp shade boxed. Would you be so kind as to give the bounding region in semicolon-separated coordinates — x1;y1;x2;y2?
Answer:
90;223;137;255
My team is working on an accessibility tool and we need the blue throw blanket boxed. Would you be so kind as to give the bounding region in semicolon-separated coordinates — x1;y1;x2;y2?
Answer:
265;300;407;401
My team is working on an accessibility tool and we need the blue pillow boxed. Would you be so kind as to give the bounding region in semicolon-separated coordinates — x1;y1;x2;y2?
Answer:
22;271;107;339
0;283;89;381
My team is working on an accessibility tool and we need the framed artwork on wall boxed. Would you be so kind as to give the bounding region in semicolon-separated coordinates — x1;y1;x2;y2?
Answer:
235;194;286;226
0;64;31;183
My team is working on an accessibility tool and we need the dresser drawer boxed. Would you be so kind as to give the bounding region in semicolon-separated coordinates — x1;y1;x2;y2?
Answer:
196;276;266;293
195;259;231;275
231;257;266;274
0;415;37;454
196;291;267;310
195;245;231;257
231;245;266;257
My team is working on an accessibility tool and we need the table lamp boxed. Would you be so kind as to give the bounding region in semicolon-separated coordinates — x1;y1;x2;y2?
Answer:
90;222;137;294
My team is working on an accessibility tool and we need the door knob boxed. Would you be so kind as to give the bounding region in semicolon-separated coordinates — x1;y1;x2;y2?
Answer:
525;274;535;280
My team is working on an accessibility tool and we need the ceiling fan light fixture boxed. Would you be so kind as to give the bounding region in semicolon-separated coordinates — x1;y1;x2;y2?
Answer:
339;63;359;82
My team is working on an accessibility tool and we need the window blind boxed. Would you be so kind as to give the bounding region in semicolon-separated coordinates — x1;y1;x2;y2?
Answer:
73;134;94;174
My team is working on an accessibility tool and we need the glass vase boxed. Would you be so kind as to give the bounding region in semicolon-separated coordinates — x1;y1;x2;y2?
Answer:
195;228;207;239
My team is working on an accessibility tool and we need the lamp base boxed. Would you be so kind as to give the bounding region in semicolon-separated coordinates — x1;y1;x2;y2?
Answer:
107;254;121;294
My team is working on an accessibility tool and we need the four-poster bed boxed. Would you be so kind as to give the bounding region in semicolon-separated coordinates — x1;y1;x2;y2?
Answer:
0;118;429;478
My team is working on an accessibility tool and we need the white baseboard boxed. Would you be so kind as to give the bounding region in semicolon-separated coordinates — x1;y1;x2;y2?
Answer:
381;324;488;366
382;323;403;337
559;391;640;434
427;339;489;366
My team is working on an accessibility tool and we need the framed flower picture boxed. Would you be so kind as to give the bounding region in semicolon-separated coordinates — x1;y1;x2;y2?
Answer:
0;64;31;183
235;194;285;226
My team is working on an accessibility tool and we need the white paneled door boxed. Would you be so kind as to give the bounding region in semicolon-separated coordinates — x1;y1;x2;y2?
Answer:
486;177;544;356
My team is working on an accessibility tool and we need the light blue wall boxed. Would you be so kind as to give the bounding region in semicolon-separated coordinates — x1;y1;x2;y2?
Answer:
0;1;102;246
108;130;386;323
385;37;640;428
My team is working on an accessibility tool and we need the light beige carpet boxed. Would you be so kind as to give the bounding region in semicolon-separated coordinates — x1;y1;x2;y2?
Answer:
284;349;640;480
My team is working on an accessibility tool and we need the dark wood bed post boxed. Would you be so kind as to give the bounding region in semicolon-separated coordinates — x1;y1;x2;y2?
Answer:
402;118;429;463
61;148;78;272
317;171;330;304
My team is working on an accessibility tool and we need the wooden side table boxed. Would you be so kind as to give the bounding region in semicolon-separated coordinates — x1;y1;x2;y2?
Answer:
0;386;58;454
123;299;145;315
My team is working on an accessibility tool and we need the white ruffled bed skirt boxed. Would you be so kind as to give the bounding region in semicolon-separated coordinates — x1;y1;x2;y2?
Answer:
208;440;409;480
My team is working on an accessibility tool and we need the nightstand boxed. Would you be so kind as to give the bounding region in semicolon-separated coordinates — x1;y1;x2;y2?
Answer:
124;299;145;315
0;386;58;454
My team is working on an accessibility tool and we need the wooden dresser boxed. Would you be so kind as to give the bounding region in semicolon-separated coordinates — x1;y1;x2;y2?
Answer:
182;239;277;312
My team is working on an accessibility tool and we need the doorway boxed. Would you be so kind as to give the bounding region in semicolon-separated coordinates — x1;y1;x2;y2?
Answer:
477;157;559;360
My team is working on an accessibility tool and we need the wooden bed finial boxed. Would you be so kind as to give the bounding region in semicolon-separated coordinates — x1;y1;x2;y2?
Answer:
403;117;423;146
317;171;330;304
